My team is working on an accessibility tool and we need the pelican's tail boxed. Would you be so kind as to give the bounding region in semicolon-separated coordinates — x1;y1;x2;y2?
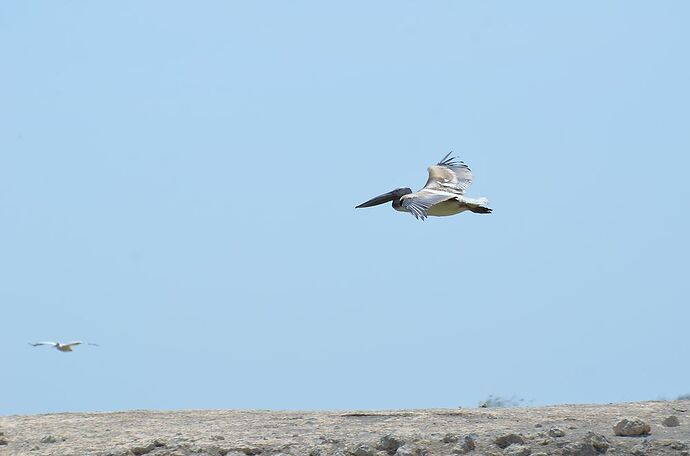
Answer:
470;205;492;214
466;197;492;214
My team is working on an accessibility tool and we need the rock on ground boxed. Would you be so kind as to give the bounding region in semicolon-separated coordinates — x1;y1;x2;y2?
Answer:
613;418;651;436
377;435;404;454
560;431;611;456
662;415;681;427
395;444;427;456
451;435;476;454
495;433;525;448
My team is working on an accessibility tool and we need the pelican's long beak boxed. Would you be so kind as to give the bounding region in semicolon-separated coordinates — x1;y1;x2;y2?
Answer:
355;190;398;208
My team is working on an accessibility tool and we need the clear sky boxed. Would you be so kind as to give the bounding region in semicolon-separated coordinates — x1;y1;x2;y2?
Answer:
1;1;689;415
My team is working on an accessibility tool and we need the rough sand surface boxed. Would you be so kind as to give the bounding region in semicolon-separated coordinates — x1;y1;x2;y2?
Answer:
1;401;689;456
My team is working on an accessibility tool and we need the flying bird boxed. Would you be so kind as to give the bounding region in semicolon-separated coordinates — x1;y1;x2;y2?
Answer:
356;152;492;220
29;341;99;352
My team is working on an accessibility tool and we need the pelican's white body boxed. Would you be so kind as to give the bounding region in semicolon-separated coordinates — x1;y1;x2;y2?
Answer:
395;190;489;217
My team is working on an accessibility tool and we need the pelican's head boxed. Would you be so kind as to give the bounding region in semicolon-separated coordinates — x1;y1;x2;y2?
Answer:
355;187;412;210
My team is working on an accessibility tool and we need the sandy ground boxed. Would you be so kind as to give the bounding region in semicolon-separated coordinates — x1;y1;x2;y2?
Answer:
1;401;689;456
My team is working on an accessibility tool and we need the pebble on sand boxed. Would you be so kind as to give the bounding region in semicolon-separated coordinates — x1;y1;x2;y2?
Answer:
396;445;428;456
548;427;566;438
40;435;65;444
130;440;166;456
613;418;651;436
504;444;532;456
442;433;459;444
662;415;680;427
351;444;377;456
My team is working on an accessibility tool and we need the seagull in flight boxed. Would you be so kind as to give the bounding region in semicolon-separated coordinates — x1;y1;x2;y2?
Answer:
356;152;492;220
29;341;99;352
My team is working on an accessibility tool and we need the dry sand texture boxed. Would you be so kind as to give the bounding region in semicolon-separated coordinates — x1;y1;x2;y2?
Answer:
1;400;689;456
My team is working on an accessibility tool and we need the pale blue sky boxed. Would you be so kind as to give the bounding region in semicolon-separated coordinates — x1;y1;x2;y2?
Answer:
1;1;689;415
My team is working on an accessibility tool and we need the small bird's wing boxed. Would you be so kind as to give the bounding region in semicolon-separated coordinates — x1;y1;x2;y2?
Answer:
63;341;83;348
422;152;474;195
401;190;457;220
29;342;58;347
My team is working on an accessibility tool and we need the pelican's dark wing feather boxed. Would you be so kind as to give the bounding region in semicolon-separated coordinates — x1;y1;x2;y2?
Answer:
29;341;58;347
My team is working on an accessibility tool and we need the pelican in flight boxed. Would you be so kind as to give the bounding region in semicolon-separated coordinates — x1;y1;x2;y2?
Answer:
29;341;99;352
356;153;492;220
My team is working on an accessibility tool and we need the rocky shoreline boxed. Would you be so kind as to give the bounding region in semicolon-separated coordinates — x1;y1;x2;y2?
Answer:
1;400;688;456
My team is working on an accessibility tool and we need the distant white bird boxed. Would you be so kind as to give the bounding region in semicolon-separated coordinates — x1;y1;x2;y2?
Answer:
356;152;492;220
29;341;99;352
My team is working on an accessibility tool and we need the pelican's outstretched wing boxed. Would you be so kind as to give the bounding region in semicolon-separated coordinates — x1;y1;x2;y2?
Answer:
63;341;83;348
400;189;457;220
422;152;473;195
29;342;58;347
